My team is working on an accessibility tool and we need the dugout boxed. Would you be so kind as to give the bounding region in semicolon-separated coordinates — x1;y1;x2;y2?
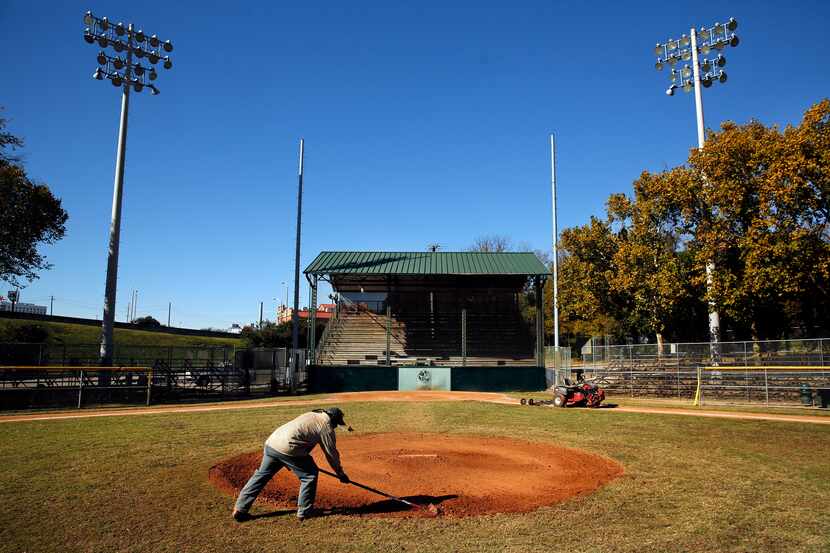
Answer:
303;251;549;392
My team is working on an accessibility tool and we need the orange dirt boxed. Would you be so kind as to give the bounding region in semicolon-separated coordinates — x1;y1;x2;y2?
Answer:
208;433;623;518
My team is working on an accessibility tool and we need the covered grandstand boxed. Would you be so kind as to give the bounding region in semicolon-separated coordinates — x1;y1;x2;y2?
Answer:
303;251;549;392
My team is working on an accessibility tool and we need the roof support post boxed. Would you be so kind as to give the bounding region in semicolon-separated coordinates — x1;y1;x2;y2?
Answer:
308;275;317;365
534;277;545;367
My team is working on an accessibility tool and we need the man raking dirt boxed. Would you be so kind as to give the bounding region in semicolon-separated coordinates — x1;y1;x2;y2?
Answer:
232;407;351;522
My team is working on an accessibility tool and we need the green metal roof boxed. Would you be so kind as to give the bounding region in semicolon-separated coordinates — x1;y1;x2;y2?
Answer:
305;251;549;276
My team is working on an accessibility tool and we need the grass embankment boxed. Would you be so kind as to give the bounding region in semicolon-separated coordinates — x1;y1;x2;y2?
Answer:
0;318;243;348
1;400;828;552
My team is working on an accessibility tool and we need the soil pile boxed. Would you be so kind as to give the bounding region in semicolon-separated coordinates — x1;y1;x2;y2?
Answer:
209;433;622;518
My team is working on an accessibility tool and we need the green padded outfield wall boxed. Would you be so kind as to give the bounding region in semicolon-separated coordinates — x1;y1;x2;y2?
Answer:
450;366;545;392
307;365;398;393
308;366;544;393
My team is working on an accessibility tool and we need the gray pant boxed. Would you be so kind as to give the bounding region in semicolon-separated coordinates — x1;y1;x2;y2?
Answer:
234;445;319;517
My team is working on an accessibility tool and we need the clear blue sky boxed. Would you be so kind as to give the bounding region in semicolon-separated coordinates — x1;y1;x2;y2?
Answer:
2;1;829;329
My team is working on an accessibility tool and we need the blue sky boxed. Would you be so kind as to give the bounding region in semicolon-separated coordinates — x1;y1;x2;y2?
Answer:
2;1;829;329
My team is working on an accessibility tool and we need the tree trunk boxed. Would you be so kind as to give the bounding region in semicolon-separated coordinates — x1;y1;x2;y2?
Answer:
656;332;664;358
750;319;761;354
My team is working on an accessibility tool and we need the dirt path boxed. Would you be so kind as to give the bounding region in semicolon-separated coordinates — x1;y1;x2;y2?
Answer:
1;390;828;425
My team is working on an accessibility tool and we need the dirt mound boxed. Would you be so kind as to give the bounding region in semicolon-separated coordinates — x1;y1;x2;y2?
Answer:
209;433;622;518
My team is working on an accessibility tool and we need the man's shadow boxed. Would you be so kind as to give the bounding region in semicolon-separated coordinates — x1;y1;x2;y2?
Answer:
251;494;458;519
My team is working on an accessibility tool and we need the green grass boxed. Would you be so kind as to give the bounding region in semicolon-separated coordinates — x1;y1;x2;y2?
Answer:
0;318;243;348
1;399;829;552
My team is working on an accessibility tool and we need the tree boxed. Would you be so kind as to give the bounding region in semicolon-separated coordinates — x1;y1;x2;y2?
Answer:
132;316;161;329
0;111;68;288
468;235;512;252
638;99;830;340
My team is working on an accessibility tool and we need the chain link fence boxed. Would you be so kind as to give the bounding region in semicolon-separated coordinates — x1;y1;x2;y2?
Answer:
0;343;308;410
572;338;830;406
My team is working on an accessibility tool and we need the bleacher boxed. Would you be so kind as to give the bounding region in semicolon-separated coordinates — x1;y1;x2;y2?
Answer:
317;310;536;367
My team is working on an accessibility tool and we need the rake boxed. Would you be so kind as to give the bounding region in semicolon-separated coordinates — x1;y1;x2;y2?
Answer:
319;468;439;516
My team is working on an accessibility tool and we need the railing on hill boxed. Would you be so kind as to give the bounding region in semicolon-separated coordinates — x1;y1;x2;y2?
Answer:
0;343;309;410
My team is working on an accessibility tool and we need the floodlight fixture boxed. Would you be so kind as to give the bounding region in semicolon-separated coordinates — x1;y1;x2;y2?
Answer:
680;34;690;47
93;68;104;80
718;70;727;83
84;11;94;25
655;58;664;70
163;57;172;69
163;40;173;52
727;17;738;31
654;44;663;56
666;85;676;96
149;34;159;47
135;29;145;42
116;22;125;36
149;69;157;81
97;51;107;64
729;35;739;47
716;54;726;67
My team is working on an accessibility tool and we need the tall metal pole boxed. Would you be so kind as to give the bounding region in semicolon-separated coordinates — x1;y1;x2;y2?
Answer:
290;138;305;391
550;134;560;352
99;23;133;366
50;295;54;316
259;301;264;329
167;301;171;326
690;28;721;347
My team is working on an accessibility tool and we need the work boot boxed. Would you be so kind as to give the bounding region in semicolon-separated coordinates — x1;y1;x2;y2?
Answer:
232;509;252;523
297;508;320;522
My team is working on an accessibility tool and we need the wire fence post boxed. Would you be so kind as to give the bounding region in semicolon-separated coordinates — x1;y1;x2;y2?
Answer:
145;368;152;406
764;367;769;405
77;369;84;409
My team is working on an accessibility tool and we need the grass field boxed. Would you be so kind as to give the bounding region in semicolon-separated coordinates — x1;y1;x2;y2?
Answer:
0;318;243;348
1;398;828;552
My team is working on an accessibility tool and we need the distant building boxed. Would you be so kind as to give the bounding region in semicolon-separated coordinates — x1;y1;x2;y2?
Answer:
227;323;243;335
277;303;335;324
0;301;47;315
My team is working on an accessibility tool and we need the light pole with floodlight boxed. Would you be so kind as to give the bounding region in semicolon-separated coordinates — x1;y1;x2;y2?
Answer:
653;17;740;350
82;10;174;365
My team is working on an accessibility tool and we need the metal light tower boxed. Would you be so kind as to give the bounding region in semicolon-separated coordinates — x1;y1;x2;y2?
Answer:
653;17;739;349
83;10;174;365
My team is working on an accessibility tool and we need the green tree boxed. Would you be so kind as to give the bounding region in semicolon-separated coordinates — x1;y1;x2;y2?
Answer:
638;99;830;340
0;111;68;287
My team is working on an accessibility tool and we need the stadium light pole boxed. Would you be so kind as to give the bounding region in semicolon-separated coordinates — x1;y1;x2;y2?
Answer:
290;139;305;392
549;134;560;359
654;17;739;351
83;10;174;365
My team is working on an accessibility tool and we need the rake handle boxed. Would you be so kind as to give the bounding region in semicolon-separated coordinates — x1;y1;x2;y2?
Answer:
318;468;418;508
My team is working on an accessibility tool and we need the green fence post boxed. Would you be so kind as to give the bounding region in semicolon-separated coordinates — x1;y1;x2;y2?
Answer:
461;308;467;367
385;305;391;367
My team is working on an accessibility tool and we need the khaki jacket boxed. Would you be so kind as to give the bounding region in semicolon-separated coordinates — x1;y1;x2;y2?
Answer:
265;411;343;474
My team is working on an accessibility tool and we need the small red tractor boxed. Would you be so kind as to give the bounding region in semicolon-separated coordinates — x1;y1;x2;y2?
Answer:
521;375;605;408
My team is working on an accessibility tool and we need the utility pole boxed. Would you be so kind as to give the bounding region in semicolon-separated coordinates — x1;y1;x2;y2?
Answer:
259;301;264;329
290;138;305;392
167;301;171;326
83;11;174;365
50;295;54;316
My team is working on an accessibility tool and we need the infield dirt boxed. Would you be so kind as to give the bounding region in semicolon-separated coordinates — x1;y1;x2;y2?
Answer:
209;432;623;518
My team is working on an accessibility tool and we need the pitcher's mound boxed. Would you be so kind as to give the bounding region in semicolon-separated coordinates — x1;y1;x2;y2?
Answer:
209;433;622;518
